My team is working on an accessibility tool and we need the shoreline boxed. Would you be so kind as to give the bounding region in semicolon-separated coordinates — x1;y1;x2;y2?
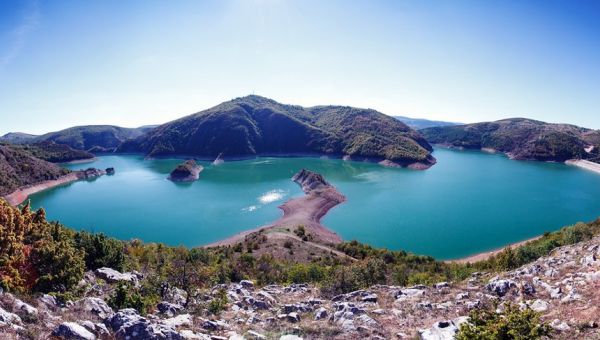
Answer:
445;235;543;264
59;157;97;165
3;173;81;206
206;171;346;247
565;159;600;175
3;168;107;206
117;151;435;170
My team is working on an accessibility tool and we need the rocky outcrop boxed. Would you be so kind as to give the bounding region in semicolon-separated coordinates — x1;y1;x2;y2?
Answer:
292;169;331;193
168;160;203;182
4;236;600;339
76;168;106;180
52;322;97;340
94;267;141;285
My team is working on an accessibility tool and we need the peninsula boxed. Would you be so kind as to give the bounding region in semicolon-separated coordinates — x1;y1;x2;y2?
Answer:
207;169;348;261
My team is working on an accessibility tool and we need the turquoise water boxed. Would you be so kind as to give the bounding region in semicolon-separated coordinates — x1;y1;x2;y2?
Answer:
29;148;600;259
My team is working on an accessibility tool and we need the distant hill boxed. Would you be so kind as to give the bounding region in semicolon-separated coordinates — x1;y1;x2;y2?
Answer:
421;118;600;162
8;141;95;163
0;132;38;144
34;125;157;152
1;125;158;153
0;144;70;196
393;116;461;130
118;95;436;168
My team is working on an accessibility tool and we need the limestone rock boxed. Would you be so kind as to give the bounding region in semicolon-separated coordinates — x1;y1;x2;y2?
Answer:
53;322;97;340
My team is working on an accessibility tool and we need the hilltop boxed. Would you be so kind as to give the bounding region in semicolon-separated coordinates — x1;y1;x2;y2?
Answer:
118;96;436;169
421;118;600;162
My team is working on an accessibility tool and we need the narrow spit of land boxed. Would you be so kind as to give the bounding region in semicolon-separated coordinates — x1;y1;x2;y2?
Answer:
206;169;346;248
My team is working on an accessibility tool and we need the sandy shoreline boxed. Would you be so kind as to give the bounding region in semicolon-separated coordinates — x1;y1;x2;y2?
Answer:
3;173;81;206
445;235;543;264
565;159;600;175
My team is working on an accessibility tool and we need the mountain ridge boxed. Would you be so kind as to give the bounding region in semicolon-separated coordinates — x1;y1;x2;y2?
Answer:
421;118;600;163
117;95;436;168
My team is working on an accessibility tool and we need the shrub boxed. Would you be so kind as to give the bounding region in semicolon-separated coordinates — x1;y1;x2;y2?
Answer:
208;288;228;315
456;303;551;339
75;232;125;271
108;283;156;315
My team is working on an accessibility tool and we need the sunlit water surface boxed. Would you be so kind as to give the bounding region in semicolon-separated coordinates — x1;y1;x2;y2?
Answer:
29;148;600;259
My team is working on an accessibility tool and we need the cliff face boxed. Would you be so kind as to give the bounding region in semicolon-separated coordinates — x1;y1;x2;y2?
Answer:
421;118;600;162
117;95;436;169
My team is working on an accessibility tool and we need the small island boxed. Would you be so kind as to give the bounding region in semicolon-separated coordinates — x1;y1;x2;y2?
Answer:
168;160;203;182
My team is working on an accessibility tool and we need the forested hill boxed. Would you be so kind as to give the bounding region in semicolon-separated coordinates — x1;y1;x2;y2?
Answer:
31;125;156;152
117;95;436;168
421;118;600;162
0;144;70;196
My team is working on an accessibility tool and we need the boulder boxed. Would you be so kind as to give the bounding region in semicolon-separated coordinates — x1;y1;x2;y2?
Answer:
0;306;22;326
38;294;58;309
486;278;517;297
529;299;549;312
239;280;254;289
107;309;182;340
80;320;110;336
95;267;140;284
53;322;97;340
157;301;184;317
72;297;114;319
314;307;328;320
286;312;300;323
280;336;303;340
162;314;192;328
361;294;378;303
419;317;469;340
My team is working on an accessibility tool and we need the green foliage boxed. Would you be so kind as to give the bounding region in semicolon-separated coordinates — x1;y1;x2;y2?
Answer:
477;219;600;271
108;283;156;315
421;118;592;162
117;95;433;163
31;223;85;293
208;288;228;315
75;232;125;271
0;201;84;293
456;303;551;339
0;145;70;196
11;142;94;163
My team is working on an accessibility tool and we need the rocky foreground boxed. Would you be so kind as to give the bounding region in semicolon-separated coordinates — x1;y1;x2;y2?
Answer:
2;235;600;339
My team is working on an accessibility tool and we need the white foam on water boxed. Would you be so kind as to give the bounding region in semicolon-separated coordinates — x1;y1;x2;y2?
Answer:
258;189;287;204
242;205;259;212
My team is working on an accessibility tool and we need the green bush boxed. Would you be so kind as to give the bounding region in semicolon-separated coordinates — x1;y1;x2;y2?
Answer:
75;232;125;271
456;303;551;339
108;283;156;315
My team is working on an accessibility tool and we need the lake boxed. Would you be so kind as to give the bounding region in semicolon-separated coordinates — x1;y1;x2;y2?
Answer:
29;148;600;260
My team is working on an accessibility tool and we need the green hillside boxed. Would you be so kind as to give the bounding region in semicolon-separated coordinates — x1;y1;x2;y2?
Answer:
118;96;435;167
421;118;600;162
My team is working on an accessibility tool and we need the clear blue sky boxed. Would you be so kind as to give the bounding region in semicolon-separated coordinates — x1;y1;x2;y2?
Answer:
1;0;599;135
